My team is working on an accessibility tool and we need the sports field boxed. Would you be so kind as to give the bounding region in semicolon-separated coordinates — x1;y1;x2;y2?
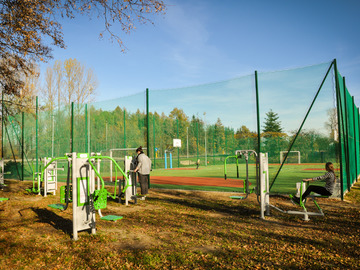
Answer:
149;163;330;194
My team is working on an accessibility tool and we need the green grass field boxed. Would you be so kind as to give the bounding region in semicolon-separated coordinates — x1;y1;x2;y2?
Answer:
150;163;329;194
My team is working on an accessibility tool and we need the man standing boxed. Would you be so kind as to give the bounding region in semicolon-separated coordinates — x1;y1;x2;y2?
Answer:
133;146;152;198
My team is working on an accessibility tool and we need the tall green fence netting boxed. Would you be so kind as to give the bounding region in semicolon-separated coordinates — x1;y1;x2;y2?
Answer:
1;60;359;198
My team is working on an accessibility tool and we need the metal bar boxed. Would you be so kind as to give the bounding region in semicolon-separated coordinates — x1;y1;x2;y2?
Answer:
358;107;360;180
123;110;126;148
343;77;351;192
85;104;88;153
177;118;180;168
1;92;4;160
196;122;199;161
91;155;130;193
146;88;150;157
224;155;237;180
71;102;74;153
255;70;261;154
352;96;358;182
153;116;156;169
22;112;24;181
36;96;39;175
333;59;345;200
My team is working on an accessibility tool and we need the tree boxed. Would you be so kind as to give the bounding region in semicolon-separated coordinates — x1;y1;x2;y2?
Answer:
214;118;225;154
17;65;39;113
42;58;97;109
169;108;188;123
325;108;338;140
63;58;97;105
263;109;283;134
42;66;56;111
235;125;257;139
2;62;39;116
0;0;165;96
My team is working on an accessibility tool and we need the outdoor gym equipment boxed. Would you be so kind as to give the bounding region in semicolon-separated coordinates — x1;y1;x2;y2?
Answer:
47;152;130;240
224;153;240;180
120;155;142;205
27;157;64;196
227;150;258;200
259;152;327;221
109;148;147;182
0;159;10;189
42;157;64;197
0;164;8;204
0;197;9;209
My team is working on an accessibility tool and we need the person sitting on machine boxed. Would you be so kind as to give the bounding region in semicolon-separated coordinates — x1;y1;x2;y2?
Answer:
290;162;336;205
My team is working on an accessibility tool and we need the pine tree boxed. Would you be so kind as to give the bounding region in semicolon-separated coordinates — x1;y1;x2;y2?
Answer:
263;109;283;133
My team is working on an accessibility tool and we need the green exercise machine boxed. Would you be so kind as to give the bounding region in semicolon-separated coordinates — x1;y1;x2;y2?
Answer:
0;159;10;190
225;150;258;200
26;157;64;196
259;152;328;221
47;152;130;240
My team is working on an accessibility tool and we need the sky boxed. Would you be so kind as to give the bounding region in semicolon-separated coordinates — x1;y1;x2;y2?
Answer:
40;0;360;112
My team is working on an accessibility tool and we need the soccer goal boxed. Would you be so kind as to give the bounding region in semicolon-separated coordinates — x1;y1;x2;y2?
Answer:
279;151;301;164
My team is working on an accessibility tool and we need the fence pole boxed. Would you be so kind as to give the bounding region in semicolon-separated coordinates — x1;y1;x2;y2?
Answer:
213;132;215;164
352;96;358;182
123;110;126;148
225;128;227;154
153;116;156;169
85;104;88;153
342;77;351;192
88;105;91;153
196;122;199;162
1;92;3;160
334;59;345;200
358;106;360;179
36;96;38;175
255;70;261;154
146;88;150;157
22;112;24;181
177;118;180;168
71;102;74;153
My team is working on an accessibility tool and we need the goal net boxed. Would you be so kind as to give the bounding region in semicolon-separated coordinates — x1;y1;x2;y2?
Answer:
280;151;301;164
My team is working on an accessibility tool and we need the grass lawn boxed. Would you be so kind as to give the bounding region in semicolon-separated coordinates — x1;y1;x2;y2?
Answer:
0;178;359;269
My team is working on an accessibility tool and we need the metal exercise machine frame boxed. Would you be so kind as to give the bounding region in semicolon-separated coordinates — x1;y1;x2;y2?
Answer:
259;152;327;221
226;150;258;200
109;148;147;182
46;153;130;240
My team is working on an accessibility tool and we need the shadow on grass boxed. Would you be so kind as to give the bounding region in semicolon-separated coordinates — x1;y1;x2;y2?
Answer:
30;207;72;237
150;195;259;217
